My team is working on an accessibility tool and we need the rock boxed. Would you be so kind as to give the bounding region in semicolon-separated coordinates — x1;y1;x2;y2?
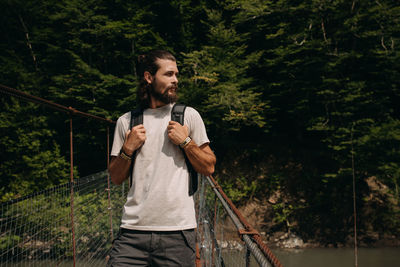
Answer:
281;232;289;239
217;240;244;250
280;234;304;248
272;231;285;240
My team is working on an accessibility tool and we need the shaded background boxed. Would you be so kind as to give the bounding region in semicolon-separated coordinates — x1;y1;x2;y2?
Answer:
1;0;399;246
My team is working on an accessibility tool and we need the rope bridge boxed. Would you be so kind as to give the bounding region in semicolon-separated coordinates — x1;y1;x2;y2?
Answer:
0;84;283;267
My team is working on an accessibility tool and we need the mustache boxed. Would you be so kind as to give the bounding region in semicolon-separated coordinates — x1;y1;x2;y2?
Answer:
167;85;178;90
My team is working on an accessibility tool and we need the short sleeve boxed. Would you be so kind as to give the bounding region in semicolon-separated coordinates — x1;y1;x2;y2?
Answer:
110;112;130;156
184;107;210;147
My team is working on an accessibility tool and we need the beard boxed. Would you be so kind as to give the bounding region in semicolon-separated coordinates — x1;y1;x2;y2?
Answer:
150;81;178;104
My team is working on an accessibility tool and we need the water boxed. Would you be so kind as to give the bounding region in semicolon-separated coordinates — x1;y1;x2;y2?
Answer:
272;247;400;267
4;248;400;266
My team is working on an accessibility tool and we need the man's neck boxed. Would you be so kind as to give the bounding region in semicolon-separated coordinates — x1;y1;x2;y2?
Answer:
149;97;168;109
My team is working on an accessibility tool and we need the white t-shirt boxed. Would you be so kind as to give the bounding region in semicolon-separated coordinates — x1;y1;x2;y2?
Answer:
110;103;210;231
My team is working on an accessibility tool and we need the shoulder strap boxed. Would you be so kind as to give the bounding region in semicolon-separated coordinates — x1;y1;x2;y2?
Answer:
171;103;198;196
171;103;186;124
130;108;143;130
128;108;143;188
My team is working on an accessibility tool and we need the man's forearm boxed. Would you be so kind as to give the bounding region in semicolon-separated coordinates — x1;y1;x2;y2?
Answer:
109;156;132;185
183;141;216;176
109;125;146;185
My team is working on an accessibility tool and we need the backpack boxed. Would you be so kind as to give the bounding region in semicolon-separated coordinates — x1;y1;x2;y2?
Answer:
128;103;198;196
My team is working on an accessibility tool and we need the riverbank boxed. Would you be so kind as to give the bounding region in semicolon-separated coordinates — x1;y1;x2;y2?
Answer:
263;231;400;249
270;247;400;267
236;198;400;249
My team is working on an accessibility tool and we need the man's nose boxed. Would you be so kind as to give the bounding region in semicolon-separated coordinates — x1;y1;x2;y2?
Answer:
172;75;178;84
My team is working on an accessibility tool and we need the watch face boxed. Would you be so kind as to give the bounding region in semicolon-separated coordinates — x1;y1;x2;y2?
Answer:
180;137;191;148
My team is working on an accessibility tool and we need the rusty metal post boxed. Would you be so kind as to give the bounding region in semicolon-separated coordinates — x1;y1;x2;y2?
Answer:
196;177;207;267
246;246;251;267
106;126;114;241
195;242;201;267
69;117;76;267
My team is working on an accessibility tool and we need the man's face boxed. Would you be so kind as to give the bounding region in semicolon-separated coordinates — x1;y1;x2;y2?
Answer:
147;59;179;104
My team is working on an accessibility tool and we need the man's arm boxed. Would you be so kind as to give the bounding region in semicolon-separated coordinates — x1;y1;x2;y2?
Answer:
183;141;216;176
167;121;216;176
109;125;146;185
109;155;131;185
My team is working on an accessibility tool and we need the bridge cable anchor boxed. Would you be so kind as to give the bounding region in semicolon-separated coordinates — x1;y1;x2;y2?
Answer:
238;228;260;240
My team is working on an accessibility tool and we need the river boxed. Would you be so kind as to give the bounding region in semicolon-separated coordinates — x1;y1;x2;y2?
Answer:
271;247;400;267
221;247;400;266
6;247;400;266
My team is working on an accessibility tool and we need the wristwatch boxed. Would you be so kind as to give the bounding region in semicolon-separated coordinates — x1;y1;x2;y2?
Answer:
179;136;192;148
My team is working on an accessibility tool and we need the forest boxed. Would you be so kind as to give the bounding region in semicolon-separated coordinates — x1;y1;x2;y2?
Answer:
1;0;399;246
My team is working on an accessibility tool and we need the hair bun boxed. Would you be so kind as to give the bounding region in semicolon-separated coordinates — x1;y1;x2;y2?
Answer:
137;54;146;63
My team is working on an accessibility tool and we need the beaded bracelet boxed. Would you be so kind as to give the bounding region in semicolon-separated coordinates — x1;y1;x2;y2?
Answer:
119;148;132;161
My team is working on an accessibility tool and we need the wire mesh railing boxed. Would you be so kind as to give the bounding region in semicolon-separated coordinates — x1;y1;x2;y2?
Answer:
1;172;283;267
196;175;283;267
1;83;116;266
0;171;129;267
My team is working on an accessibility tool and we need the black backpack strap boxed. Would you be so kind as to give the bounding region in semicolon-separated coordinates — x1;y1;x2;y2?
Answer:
128;108;143;188
171;103;198;196
171;103;186;124
130;108;143;130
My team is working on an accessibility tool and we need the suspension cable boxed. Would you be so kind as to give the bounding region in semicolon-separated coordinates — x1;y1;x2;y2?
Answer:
206;175;283;267
0;84;115;124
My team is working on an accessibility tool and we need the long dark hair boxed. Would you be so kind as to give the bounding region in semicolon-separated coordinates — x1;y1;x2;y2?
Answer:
136;50;176;108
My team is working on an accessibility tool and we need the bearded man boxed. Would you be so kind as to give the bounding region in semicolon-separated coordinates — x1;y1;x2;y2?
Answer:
107;50;216;266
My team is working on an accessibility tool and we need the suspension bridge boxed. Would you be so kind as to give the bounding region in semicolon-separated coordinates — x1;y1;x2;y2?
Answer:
0;84;283;267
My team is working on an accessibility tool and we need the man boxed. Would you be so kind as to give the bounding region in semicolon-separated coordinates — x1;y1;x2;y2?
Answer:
107;50;216;266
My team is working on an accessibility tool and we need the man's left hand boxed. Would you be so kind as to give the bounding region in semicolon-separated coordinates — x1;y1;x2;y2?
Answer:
167;121;188;145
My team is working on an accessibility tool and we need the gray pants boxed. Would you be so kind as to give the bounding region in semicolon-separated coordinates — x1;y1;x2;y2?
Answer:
107;228;196;267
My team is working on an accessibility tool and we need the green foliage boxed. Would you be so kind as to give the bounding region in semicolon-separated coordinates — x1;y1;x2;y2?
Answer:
180;6;267;135
0;98;70;201
357;119;400;197
0;235;21;250
221;176;257;204
272;202;294;228
1;0;400;244
0;191;72;259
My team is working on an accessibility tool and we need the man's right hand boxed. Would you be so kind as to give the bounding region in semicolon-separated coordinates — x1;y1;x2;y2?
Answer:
123;125;146;155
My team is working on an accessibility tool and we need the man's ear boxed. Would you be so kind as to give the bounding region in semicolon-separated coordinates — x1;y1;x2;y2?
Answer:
144;71;153;84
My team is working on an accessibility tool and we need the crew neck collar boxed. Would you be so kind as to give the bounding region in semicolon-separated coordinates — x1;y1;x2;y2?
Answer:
146;103;174;113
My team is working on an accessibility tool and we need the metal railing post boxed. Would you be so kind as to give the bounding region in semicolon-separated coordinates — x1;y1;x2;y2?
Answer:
212;195;217;266
106;126;114;241
69;117;76;267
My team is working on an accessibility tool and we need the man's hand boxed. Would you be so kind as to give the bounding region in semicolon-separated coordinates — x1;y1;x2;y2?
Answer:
167;121;188;145
123;125;146;155
168;121;216;176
